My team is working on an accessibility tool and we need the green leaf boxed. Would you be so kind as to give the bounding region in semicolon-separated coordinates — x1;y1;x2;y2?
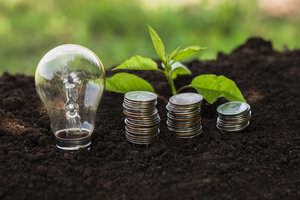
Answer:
191;74;246;104
169;46;181;60
105;73;155;93
172;46;205;62
112;56;158;71
170;61;192;79
147;24;166;63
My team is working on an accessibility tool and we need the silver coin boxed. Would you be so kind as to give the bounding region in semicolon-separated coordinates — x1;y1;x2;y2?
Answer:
124;100;157;107
126;120;160;126
125;130;159;139
127;115;161;125
167;118;201;126
216;121;250;132
168;107;201;116
167;123;201;133
168;111;201;121
219;111;251;120
217;117;250;125
125;131;159;138
217;101;250;116
123;104;156;111
217;118;249;126
126;113;160;121
167;116;200;122
125;125;159;135
125;118;160;128
123;103;155;113
167;119;201;127
125;129;160;145
124;98;157;108
125;134;156;141
218;109;250;119
125;122;160;131
126;129;160;138
124;97;157;104
169;93;203;107
174;126;202;138
125;91;157;102
167;112;200;120
123;109;156;116
166;103;200;112
125;134;157;144
168;113;201;120
123;109;158;119
217;118;249;128
125;134;158;145
218;114;251;125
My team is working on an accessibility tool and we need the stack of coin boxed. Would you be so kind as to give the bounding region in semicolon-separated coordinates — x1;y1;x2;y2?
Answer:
123;91;160;145
166;93;203;138
216;101;251;132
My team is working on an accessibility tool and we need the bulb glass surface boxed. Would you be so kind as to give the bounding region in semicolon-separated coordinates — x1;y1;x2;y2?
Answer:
35;44;105;150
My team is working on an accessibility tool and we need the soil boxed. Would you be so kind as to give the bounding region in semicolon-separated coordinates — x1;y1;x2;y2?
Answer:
57;130;90;139
0;37;299;200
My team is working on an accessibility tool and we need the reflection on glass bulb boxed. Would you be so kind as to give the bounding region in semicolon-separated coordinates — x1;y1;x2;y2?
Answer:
35;44;105;150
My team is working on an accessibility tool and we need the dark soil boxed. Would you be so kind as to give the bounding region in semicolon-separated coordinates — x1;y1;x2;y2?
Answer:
0;38;299;200
57;130;90;139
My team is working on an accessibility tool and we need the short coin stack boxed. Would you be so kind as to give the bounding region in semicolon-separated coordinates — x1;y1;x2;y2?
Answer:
216;101;251;132
123;91;160;145
166;93;203;138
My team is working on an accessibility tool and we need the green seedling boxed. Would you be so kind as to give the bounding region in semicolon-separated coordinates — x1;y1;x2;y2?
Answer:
105;24;246;104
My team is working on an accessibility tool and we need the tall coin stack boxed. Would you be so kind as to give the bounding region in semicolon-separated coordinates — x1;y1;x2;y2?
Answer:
216;101;251;132
166;93;203;138
123;91;160;145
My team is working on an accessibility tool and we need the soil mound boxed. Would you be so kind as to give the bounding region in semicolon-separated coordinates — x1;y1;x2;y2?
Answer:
0;38;299;199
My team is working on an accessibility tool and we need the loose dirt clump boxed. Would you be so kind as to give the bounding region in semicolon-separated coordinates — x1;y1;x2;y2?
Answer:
0;37;299;199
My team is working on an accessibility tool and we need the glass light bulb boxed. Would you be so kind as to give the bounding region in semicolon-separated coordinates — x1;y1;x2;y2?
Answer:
35;44;105;150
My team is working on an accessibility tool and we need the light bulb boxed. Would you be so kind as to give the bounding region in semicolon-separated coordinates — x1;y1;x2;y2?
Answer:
35;44;105;150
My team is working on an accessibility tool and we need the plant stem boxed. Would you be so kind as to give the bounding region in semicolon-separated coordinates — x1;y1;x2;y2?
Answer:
155;67;176;95
156;94;168;103
163;62;177;95
177;84;192;93
155;68;165;73
165;72;177;95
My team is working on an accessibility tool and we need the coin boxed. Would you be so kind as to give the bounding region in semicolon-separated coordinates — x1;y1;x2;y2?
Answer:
125;129;160;144
219;112;251;121
167;123;201;133
167;112;200;122
217;101;250;116
123;103;155;112
125;129;160;138
166;103;200;112
127;115;161;125
216;121;250;132
125;91;157;102
125;133;158;145
123;91;160;145
216;101;251;132
123;109;158;119
169;93;203;107
123;99;157;109
168;107;201;116
125;118;160;127
125;125;159;134
167;111;201;119
218;114;251;124
166;93;203;138
174;127;202;138
167;119;201;127
217;118;249;127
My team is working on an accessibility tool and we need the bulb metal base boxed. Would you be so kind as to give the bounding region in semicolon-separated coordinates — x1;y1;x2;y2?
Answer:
55;128;92;150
